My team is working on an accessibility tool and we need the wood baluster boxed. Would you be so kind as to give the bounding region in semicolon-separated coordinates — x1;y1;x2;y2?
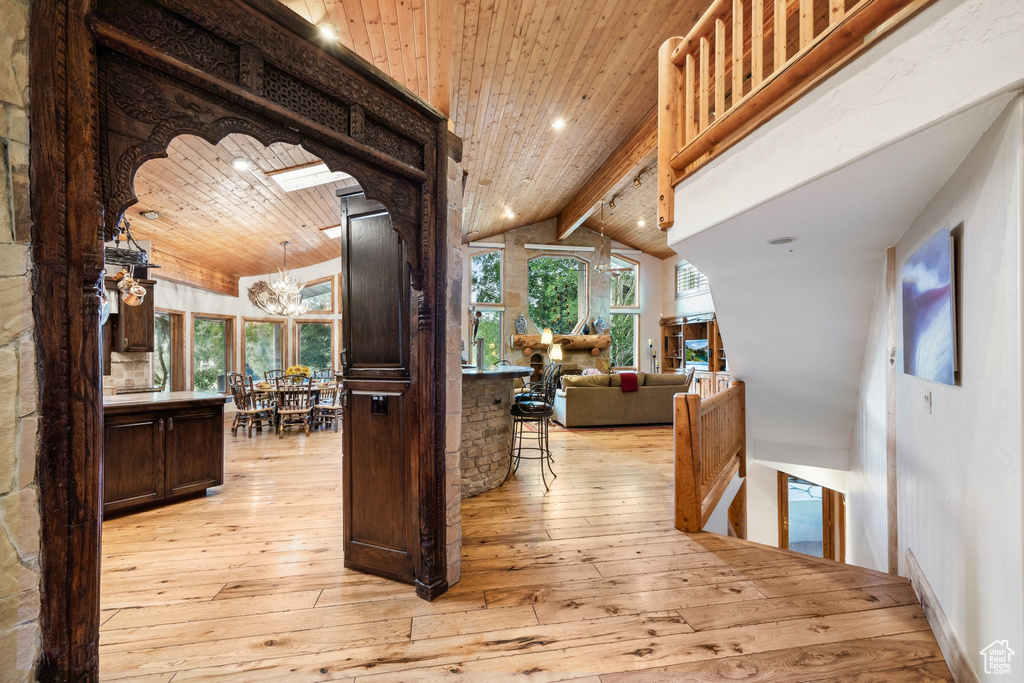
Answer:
657;37;684;230
830;0;845;24
699;37;710;132
715;19;726;118
752;0;764;87
685;53;696;143
800;0;814;48
774;0;787;69
732;0;744;102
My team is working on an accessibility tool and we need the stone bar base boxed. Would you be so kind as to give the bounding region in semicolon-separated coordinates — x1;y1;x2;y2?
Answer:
460;367;530;498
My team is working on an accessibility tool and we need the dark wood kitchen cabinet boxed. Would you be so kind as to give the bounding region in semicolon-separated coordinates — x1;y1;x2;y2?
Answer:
106;277;155;352
102;391;228;515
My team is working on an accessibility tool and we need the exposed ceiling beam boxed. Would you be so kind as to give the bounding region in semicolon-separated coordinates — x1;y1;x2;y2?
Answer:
151;248;239;297
555;107;659;241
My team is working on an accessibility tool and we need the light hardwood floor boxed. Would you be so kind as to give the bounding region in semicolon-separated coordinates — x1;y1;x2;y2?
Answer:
99;419;952;681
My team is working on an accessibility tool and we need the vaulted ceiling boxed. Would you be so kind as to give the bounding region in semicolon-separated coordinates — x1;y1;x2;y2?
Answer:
130;1;712;293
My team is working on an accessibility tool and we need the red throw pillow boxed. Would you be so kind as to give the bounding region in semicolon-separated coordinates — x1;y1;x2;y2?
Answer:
620;372;639;392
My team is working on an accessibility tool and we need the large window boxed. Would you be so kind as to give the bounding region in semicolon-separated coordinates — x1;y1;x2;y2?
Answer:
472;310;503;367
300;277;334;312
610;313;637;370
675;260;708;299
192;314;233;392
296;320;333;372
471;249;502;304
610;255;638;308
528;255;587;334
243;319;284;382
154;312;172;392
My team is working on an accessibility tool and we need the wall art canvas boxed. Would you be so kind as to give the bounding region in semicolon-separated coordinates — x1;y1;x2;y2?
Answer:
902;228;956;385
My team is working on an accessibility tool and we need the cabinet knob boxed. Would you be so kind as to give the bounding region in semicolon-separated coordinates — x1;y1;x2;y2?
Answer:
168;417;173;430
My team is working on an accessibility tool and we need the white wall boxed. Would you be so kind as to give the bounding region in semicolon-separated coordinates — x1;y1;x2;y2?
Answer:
845;260;889;573
892;98;1023;674
153;258;343;385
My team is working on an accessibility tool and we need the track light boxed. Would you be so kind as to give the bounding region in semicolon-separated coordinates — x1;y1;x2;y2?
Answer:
608;197;616;209
633;175;642;188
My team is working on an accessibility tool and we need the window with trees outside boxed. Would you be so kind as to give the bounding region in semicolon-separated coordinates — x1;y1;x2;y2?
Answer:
297;321;333;372
528;255;587;334
154;312;172;392
470;248;504;366
610;254;639;370
300;277;334;312
471;250;502;304
193;315;233;392
244;320;284;382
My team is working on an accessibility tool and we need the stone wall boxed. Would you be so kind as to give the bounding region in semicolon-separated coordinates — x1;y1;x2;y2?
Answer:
444;154;463;587
0;0;41;677
459;378;512;498
104;351;154;396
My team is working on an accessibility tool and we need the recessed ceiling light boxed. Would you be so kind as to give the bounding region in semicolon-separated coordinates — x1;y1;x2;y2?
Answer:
142;210;160;220
523;177;532;183
318;22;340;41
637;219;646;227
231;157;253;171
767;236;797;245
267;162;353;191
503;208;515;219
321;224;342;238
552;118;566;130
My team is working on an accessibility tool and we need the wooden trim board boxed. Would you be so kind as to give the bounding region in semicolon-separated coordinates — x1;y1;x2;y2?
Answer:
905;548;978;683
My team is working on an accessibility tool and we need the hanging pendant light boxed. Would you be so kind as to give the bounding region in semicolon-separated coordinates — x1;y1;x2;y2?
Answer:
247;241;311;317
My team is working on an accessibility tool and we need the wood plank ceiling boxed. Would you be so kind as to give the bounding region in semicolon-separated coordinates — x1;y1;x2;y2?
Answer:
130;133;356;282
282;0;711;258
129;1;714;290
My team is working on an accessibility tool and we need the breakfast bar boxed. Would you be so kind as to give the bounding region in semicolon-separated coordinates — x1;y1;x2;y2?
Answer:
460;366;532;497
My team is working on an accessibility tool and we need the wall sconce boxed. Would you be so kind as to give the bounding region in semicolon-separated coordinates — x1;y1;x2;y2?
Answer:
541;328;553;345
549;343;563;361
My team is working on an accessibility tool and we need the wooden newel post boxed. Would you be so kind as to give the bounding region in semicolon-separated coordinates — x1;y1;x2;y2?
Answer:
658;37;684;231
674;391;703;532
731;379;746;478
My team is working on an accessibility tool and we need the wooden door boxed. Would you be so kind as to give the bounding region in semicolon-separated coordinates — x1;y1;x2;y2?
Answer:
103;412;164;513
340;209;417;583
164;407;224;498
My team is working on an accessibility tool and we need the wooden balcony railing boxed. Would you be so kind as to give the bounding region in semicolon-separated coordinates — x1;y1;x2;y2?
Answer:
675;380;746;532
657;0;936;228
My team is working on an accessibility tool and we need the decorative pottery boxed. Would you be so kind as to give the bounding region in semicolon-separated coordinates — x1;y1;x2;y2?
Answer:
593;317;607;334
514;313;528;335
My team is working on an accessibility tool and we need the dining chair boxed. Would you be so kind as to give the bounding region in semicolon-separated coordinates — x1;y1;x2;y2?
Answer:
313;384;343;432
285;373;309;385
230;377;275;437
275;379;312;437
264;369;286;382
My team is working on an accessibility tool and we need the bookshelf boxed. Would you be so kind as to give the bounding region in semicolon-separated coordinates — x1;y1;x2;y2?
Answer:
660;314;729;396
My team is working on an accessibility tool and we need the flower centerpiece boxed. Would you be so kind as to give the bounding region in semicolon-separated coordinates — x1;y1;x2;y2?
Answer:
285;364;311;377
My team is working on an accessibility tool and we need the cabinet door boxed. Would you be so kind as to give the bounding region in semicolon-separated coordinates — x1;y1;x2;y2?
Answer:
103;411;164;512
164;407;223;498
116;281;155;352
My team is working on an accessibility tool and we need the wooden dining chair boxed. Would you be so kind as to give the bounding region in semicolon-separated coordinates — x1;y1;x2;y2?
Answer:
264;369;286;382
230;378;275;437
275;379;312;437
313;384;343;432
285;373;309;385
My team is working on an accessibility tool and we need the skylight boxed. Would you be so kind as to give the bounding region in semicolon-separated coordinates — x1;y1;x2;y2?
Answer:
267;162;352;192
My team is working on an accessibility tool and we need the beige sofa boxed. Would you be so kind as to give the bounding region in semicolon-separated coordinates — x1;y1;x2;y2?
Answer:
552;370;693;427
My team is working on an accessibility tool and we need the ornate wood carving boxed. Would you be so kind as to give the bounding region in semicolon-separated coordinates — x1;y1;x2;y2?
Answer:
32;0;451;676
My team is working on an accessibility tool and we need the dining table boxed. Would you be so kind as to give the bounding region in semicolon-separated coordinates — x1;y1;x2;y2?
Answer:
252;381;342;430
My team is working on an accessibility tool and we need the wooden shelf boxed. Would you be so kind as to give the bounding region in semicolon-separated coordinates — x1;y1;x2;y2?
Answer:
510;334;611;350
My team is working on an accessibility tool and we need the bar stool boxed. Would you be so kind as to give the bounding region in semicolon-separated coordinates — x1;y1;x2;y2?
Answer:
504;363;560;490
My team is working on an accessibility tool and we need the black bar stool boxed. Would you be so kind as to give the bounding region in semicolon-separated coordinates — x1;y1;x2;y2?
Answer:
504;363;560;490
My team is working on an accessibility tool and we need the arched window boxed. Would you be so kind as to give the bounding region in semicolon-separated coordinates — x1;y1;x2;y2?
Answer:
528;255;588;334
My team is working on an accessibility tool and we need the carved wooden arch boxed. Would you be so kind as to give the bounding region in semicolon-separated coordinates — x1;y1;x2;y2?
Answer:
30;0;450;677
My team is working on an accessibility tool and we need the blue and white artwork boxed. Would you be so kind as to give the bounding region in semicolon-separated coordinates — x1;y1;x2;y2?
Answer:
902;228;956;385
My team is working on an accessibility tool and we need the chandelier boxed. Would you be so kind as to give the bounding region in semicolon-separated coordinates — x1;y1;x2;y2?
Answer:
247;241;310;316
